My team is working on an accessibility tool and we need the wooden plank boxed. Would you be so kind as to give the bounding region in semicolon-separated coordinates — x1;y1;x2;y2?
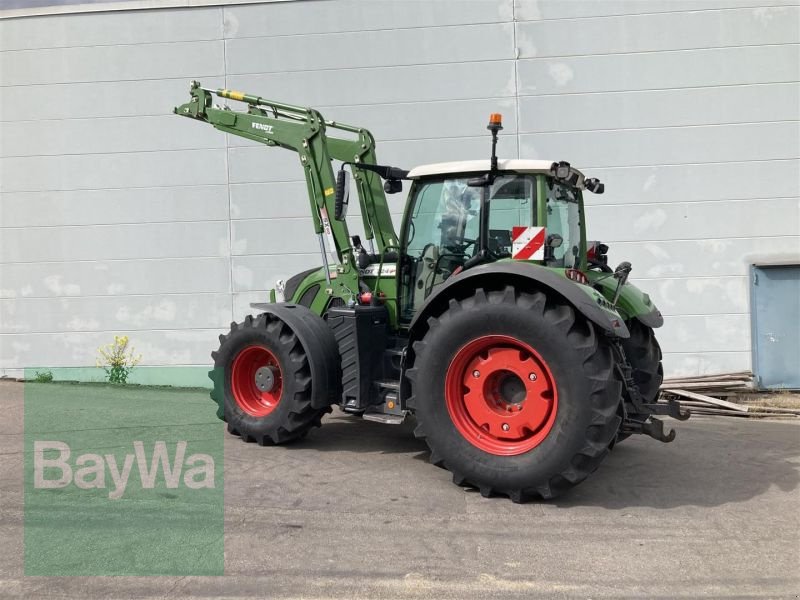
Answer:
680;399;800;416
663;388;750;412
660;381;750;391
664;370;752;380
689;410;797;419
735;404;800;415
662;372;752;384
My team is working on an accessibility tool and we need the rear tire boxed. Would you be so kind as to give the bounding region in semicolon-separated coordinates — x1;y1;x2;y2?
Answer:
407;286;622;502
614;320;664;444
209;313;331;445
621;319;663;404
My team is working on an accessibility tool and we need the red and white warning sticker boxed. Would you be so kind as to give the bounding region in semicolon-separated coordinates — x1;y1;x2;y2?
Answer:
511;226;546;260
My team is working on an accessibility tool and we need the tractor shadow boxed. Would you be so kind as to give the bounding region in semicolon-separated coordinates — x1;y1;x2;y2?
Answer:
292;411;430;456
301;413;799;509
552;418;800;510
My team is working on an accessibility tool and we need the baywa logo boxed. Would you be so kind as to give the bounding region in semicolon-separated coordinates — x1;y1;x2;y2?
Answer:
34;440;215;500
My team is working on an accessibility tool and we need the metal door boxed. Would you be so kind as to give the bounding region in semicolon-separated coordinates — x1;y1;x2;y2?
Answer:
751;264;800;389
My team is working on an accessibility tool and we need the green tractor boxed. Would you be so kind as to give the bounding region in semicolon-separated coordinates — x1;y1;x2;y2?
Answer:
175;82;688;502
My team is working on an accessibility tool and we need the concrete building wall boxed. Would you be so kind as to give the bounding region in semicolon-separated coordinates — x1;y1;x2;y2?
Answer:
1;0;798;384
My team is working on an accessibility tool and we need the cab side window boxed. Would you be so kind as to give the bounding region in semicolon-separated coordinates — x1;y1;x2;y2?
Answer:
487;175;536;255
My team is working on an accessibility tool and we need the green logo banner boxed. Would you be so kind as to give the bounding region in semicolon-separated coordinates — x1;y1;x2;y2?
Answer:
23;372;224;576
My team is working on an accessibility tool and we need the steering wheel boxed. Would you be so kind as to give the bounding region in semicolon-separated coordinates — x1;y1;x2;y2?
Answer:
444;237;477;257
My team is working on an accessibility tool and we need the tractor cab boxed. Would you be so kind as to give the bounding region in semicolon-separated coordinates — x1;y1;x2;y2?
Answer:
399;159;591;321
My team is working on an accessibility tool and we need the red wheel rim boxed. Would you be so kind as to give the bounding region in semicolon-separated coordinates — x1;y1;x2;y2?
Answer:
230;345;283;417
445;335;558;456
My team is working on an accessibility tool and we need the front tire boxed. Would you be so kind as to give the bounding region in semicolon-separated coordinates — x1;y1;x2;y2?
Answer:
407;287;622;502
210;313;330;445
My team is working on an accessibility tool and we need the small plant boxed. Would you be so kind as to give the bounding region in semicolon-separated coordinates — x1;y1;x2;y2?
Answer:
96;335;142;384
33;370;54;383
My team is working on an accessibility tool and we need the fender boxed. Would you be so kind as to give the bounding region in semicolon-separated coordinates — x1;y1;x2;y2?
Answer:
636;306;664;329
408;262;630;340
588;273;664;329
250;302;342;408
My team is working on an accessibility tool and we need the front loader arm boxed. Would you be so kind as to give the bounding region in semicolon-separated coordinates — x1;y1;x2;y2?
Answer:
174;82;399;263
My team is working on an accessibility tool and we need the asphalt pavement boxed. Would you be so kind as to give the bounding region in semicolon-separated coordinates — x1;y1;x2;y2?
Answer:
1;381;798;598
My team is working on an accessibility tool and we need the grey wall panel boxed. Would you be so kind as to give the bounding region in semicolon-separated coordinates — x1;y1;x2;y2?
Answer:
585;198;800;243
579;160;799;205
0;115;225;157
519;122;800;168
514;0;799;21
226;60;517;106
0;221;229;262
0;293;231;333
227;146;305;184
519;83;800;133
231;254;320;293
225;0;513;38
0;257;231;298
0;77;226;121
516;6;799;58
230;181;310;219
0;185;229;227
661;351;750;378
517;45;799;95
655;314;751;352
604;236;800;279
232;217;320;256
232;290;278;316
0;149;228;192
1;40;225;86
0;6;222;50
225;23;513;74
632;276;749;317
0;329;219;367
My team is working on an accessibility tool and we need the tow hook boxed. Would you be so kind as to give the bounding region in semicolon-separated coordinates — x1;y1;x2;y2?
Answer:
642;417;676;443
623;417;677;443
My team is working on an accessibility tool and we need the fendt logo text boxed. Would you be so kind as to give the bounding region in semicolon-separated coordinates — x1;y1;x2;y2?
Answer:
34;441;216;500
251;122;273;133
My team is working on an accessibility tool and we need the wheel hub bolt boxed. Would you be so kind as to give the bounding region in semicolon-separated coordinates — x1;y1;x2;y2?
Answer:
502;423;510;431
528;373;537;381
255;366;276;392
472;370;480;378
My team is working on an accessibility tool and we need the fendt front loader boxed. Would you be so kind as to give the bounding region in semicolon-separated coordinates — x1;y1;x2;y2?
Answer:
175;82;688;502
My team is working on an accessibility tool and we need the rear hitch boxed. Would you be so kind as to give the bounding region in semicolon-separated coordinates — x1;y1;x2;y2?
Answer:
623;417;676;443
642;399;691;421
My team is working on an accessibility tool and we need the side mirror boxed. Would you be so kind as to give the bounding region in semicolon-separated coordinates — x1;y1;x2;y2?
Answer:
585;178;605;194
614;261;632;280
335;169;350;220
384;179;403;194
546;233;563;249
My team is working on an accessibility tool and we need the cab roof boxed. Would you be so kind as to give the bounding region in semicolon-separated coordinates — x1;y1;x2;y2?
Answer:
407;159;586;180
